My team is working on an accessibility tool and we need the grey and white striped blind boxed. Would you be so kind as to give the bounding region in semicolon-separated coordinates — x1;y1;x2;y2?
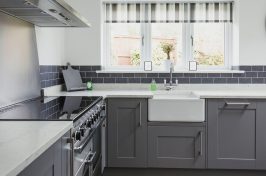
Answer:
104;2;233;23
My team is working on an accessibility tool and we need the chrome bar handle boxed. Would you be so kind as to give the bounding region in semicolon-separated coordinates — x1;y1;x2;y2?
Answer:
139;102;142;127
194;131;203;158
198;131;203;156
85;152;96;164
67;136;74;176
84;152;96;176
225;101;250;106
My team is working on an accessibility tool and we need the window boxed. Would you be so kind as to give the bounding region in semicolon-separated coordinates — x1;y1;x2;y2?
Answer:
151;23;183;69
103;2;233;71
109;23;141;67
193;23;227;68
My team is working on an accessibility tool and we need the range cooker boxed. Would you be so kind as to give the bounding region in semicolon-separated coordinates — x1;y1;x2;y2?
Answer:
0;96;106;176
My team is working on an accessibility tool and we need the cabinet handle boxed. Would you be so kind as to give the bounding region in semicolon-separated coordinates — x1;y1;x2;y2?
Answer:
67;136;74;176
195;131;203;158
225;101;250;106
198;131;203;156
139;102;142;127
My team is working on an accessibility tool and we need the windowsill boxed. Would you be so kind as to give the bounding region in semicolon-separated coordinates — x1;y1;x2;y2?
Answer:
96;69;245;74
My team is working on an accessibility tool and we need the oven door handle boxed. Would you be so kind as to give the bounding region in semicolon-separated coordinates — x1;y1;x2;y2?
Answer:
74;128;97;153
85;152;96;164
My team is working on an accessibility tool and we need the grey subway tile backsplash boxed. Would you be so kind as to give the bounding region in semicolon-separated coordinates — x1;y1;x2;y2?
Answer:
208;73;221;78
252;66;264;72
245;72;258;77
40;65;266;88
252;78;264;84
190;78;202;84
202;78;214;84
239;78;252;84
227;78;239;84
40;65;64;89
214;78;227;84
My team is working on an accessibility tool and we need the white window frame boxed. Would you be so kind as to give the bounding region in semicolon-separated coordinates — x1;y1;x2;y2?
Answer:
189;23;232;70
102;22;232;71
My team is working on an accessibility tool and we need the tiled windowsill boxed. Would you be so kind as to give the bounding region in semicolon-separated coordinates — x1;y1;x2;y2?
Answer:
96;70;245;74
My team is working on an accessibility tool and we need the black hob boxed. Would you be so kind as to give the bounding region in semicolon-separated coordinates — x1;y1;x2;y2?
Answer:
0;96;102;121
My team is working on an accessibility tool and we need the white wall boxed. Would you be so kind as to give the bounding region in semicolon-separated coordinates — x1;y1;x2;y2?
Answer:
35;27;65;65
64;0;101;65
237;0;266;65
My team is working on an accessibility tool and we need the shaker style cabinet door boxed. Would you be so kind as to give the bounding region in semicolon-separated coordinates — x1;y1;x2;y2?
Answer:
18;131;71;176
207;99;266;170
148;125;206;168
18;139;62;176
107;98;148;168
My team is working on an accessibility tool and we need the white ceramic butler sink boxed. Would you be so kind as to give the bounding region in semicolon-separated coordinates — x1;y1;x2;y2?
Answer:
149;91;205;122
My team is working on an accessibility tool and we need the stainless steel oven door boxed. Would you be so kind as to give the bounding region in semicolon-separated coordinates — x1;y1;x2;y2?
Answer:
73;126;102;176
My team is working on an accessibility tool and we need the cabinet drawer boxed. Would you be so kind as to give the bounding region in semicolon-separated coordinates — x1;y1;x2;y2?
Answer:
148;125;206;168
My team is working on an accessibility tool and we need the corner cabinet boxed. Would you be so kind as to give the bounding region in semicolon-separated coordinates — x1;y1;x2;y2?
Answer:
207;99;266;170
148;123;206;168
18;131;71;176
107;98;148;168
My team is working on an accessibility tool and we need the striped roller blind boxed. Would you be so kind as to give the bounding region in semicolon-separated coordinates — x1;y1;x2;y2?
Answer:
104;2;233;23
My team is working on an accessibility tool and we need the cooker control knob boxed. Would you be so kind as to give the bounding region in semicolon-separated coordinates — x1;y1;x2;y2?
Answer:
79;127;85;137
86;120;92;128
93;114;98;122
74;131;81;141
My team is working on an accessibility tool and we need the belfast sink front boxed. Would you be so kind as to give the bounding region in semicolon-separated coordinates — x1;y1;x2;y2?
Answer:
149;91;205;122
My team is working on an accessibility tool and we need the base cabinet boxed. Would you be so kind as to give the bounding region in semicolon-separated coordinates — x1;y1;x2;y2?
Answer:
207;99;266;170
18;131;71;176
148;124;206;168
107;98;148;168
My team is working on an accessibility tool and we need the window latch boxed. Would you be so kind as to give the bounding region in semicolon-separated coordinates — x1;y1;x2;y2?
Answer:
142;36;144;46
191;36;194;47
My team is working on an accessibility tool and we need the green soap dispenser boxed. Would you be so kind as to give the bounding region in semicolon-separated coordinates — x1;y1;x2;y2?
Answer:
150;79;157;91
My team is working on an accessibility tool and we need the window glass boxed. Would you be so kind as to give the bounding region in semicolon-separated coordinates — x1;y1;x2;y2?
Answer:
110;23;141;67
193;23;225;66
151;23;183;69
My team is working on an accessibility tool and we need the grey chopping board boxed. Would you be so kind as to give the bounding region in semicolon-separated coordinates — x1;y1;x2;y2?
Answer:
62;65;87;92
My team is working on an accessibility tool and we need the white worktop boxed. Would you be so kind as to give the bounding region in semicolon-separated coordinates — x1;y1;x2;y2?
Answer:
44;84;266;99
0;121;73;176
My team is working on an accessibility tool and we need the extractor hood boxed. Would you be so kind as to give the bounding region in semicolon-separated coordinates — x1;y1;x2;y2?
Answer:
0;0;91;27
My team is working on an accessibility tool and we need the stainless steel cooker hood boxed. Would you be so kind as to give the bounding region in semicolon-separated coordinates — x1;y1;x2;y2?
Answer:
0;0;91;27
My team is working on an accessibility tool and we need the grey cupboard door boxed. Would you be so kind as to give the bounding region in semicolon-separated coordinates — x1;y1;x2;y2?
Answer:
255;101;266;170
107;98;148;168
148;125;206;168
207;99;266;170
18;139;62;176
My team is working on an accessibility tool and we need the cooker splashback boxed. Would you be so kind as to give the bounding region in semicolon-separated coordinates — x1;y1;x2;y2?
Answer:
0;12;40;108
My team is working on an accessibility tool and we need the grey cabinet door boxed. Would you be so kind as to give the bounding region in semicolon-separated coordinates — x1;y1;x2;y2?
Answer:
207;99;266;170
19;139;62;176
148;125;206;168
107;98;148;168
19;131;71;176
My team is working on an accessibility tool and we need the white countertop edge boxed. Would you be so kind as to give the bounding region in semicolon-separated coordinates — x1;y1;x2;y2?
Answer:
43;84;266;99
5;122;73;176
96;70;245;74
